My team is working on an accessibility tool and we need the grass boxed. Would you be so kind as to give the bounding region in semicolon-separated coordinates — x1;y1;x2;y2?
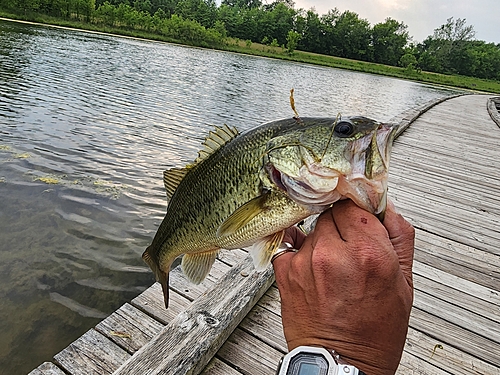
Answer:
2;13;500;94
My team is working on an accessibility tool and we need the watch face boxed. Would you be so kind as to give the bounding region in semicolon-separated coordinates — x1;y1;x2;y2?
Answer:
289;353;329;375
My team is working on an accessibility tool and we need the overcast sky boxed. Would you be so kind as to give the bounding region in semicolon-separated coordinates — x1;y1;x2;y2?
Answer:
292;0;500;44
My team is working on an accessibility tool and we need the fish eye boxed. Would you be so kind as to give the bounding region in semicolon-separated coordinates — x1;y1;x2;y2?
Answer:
334;121;355;137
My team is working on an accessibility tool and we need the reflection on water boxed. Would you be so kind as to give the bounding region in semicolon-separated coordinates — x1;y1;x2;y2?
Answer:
0;19;463;374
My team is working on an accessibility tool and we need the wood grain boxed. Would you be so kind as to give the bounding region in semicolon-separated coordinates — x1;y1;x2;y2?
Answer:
113;257;275;375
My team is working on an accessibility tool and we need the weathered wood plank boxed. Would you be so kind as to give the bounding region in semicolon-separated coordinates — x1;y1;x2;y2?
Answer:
27;362;66;375
168;260;232;301
200;357;244;375
217;248;249;267
389;191;499;256
390;155;500;199
131;253;250;325
248;284;498;375
113;257;275;375
403;328;500;375
239;303;287;352
257;285;281;315
389;185;500;237
396;351;452;375
389;164;500;213
216;328;283;375
413;273;499;323
236;274;500;375
487;97;500;127
410;308;500;367
95;302;164;353
131;282;192;325
414;229;500;270
54;329;130;375
414;248;500;294
413;289;500;345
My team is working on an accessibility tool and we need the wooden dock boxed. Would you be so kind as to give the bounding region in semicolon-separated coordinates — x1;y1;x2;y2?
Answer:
29;94;500;375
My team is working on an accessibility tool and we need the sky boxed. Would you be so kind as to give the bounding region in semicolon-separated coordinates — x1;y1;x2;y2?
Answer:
292;0;500;44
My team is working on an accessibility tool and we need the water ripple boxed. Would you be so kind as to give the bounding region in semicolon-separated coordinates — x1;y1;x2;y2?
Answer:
0;19;465;375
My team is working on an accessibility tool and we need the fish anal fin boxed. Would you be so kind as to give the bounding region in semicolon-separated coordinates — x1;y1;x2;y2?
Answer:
181;250;219;284
250;230;285;270
143;246;171;309
216;193;268;237
163;168;189;200
194;124;239;164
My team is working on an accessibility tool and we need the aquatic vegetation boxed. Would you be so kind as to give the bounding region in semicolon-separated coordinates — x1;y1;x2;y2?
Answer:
13;153;31;159
35;177;60;184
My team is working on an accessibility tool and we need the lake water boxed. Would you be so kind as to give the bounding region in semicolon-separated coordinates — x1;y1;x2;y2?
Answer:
0;18;463;374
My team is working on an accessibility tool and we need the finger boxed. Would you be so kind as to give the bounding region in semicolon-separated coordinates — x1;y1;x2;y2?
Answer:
308;207;342;241
330;200;382;241
283;226;306;249
272;249;295;289
383;199;415;284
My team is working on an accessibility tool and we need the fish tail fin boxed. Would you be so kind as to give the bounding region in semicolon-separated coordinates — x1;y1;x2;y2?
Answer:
142;246;171;309
158;270;170;309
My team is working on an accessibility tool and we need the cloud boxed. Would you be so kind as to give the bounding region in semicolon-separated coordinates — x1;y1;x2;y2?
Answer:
292;0;499;44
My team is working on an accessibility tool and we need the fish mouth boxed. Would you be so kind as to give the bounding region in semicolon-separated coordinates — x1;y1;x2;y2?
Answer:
337;123;398;217
268;123;398;216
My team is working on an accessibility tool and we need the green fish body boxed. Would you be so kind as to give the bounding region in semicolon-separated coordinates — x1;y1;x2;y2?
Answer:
143;116;398;308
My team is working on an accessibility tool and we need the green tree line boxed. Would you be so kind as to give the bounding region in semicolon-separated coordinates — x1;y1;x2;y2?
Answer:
2;0;499;80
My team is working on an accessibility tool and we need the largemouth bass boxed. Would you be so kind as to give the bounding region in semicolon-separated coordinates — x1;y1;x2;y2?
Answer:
143;115;398;308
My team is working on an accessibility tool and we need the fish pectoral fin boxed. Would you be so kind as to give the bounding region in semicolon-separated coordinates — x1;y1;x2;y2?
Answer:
163;168;189;201
250;230;285;270
181;250;219;284
216;194;268;237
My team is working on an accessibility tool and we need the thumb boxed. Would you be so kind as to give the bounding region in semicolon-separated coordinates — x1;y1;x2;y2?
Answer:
383;199;415;287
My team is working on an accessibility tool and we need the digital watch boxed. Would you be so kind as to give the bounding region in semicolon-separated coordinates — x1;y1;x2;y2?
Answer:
275;346;366;375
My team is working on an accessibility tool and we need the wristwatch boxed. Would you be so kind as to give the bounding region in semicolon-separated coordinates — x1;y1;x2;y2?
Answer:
275;346;366;375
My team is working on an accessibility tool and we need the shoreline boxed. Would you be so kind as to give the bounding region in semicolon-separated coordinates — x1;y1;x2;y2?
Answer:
1;16;499;94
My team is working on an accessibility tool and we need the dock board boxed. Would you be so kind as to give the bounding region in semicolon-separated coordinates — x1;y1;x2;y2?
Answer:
29;94;500;375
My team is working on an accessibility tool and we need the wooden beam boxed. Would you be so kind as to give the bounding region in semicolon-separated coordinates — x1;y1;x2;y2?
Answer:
27;362;66;375
113;257;275;375
54;329;130;375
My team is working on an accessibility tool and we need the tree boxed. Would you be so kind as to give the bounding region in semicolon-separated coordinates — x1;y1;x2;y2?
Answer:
175;0;218;28
319;9;340;55
433;17;475;43
333;10;372;61
286;29;300;54
422;17;476;74
297;9;325;54
372;18;409;66
258;1;295;46
221;0;261;9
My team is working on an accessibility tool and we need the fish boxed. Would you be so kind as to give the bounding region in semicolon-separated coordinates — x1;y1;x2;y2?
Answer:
143;114;398;308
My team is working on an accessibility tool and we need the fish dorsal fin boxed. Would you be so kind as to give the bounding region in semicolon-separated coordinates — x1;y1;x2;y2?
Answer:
194;124;239;164
181;250;219;284
250;230;286;270
216;193;269;238
163;168;189;200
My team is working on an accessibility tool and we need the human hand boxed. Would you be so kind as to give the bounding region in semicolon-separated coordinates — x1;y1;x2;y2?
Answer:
272;199;415;375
